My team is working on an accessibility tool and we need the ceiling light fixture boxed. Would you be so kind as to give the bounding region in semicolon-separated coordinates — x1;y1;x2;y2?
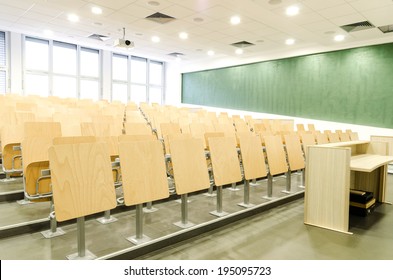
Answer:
91;7;103;15
207;50;215;56
67;13;79;23
235;48;244;55
151;36;160;43
286;6;299;16
230;16;241;25
334;34;345;42
285;38;295;45
179;32;188;39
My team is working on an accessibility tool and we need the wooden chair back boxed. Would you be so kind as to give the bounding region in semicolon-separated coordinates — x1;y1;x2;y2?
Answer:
238;134;267;180
208;136;242;186
284;134;305;171
169;138;210;195
119;140;169;206
48;142;117;222
263;135;288;176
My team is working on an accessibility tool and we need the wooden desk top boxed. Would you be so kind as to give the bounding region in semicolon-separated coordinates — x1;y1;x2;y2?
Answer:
350;154;393;172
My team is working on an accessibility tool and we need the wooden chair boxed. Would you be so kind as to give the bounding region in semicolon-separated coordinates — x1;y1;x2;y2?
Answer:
284;134;306;188
327;131;340;143
118;139;169;244
263;135;290;199
315;132;329;145
296;124;305;131
48;142;117;259
308;124;316;131
80;122;111;137
118;134;161;212
0;124;24;181
339;132;351;142
169;138;210;228
208;136;242;216
238;134;268;207
124;122;152;136
349;132;359;141
299;132;316;160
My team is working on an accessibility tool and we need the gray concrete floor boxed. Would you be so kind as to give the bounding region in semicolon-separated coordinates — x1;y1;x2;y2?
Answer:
0;172;392;260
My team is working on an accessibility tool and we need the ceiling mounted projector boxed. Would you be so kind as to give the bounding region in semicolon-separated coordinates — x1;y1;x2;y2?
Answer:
114;27;134;49
114;38;134;48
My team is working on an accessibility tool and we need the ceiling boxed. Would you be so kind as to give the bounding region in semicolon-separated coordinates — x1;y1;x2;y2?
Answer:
1;0;393;64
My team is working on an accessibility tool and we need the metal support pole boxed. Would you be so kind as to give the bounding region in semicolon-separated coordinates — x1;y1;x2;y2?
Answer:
249;178;260;187
281;170;292;194
127;204;151;245
174;194;195;228
238;180;255;208
143;201;158;213
299;169;306;188
41;199;65;238
210;186;228;217
96;209;118;224
228;182;240;191
263;173;274;200
203;183;216;197
67;217;96;260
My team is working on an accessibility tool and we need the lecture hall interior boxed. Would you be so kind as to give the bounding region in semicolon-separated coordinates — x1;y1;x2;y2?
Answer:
1;0;393;261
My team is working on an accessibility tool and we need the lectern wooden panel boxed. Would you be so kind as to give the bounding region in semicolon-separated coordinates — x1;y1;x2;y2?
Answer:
48;142;117;222
119;140;169;206
238;135;267;180
208;136;242;186
304;146;351;233
169;138;210;195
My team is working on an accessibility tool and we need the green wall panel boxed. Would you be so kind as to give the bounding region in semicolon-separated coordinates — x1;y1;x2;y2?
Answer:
182;43;393;128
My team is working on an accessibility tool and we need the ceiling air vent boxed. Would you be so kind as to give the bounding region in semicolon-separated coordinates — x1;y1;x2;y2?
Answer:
87;33;111;41
340;21;375;32
146;12;175;24
378;24;393;33
168;52;184;57
230;41;255;48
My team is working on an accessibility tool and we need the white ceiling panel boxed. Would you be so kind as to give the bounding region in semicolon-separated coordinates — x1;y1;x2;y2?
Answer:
360;6;393;27
329;13;368;26
348;0;393;12
302;0;348;11
1;0;393;63
317;3;359;19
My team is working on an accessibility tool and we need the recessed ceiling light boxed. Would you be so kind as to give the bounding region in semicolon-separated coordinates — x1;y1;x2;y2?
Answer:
268;0;282;4
148;1;160;6
179;32;188;39
334;34;345;42
286;6;299;16
151;36;160;43
207;50;215;56
235;48;244;55
230;16;241;25
91;7;102;15
285;38;295;45
193;17;204;23
67;13;79;23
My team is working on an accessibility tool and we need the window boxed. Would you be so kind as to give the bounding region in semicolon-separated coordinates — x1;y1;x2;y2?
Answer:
24;36;102;99
53;41;77;98
80;47;100;101
0;31;6;94
112;54;128;104
111;54;165;105
25;37;50;96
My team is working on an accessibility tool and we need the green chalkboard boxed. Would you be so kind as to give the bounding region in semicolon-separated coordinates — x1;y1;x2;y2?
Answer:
182;43;393;128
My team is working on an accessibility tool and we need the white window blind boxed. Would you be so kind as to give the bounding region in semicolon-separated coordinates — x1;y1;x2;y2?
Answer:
0;31;6;93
